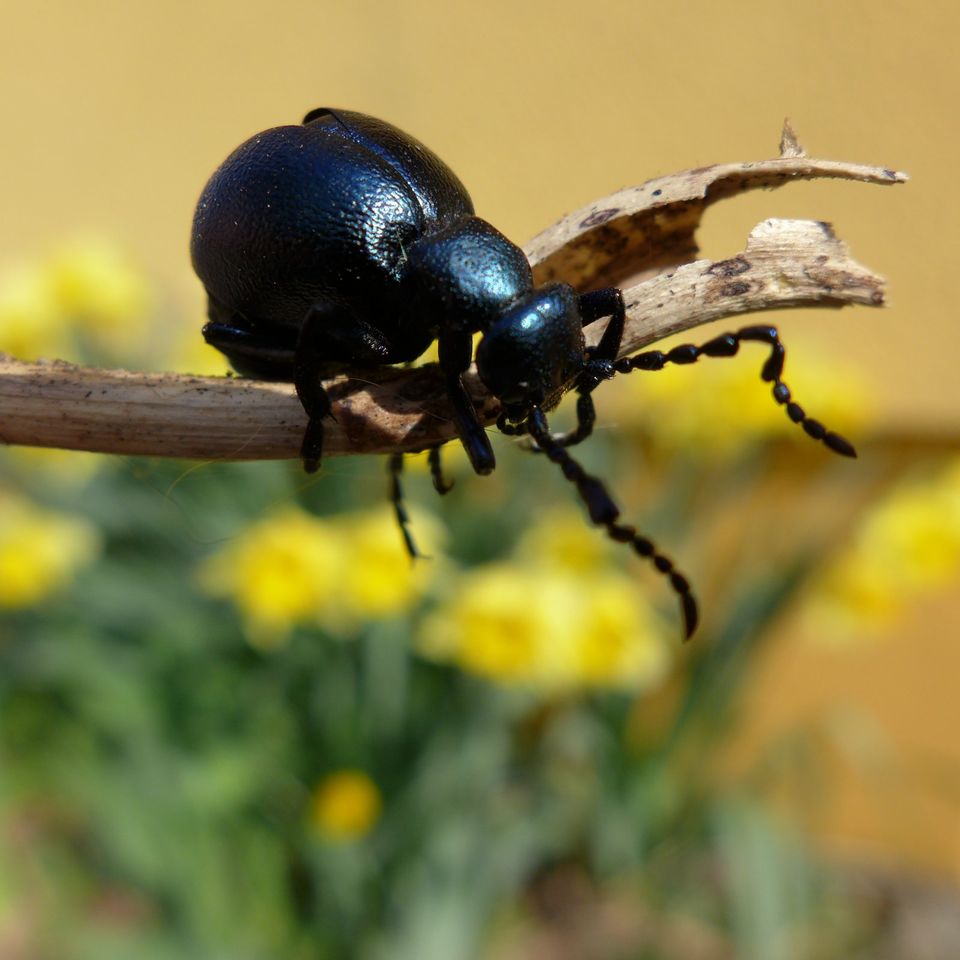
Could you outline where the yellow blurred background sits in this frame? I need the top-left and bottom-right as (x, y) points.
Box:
(0, 0), (956, 883)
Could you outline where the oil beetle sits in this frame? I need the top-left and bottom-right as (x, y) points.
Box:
(192, 108), (856, 639)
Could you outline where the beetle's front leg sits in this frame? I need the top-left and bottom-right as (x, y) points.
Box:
(579, 287), (625, 362)
(438, 329), (495, 475)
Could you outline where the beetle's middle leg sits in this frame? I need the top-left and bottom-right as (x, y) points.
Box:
(386, 445), (452, 560)
(294, 303), (393, 473)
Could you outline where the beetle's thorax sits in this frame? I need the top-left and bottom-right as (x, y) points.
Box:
(405, 216), (533, 334)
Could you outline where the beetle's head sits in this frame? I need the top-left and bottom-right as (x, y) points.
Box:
(476, 283), (586, 416)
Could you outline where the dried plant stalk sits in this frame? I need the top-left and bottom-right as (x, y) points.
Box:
(0, 138), (905, 462)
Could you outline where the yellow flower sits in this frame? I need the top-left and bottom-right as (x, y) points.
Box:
(802, 458), (960, 643)
(0, 239), (153, 365)
(419, 565), (543, 682)
(857, 482), (960, 586)
(334, 506), (443, 620)
(45, 237), (152, 357)
(0, 260), (70, 360)
(310, 770), (382, 841)
(418, 563), (670, 692)
(196, 507), (346, 648)
(196, 504), (444, 646)
(514, 505), (610, 573)
(0, 492), (100, 609)
(576, 576), (671, 687)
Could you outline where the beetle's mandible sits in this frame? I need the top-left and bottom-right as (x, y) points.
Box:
(192, 108), (857, 639)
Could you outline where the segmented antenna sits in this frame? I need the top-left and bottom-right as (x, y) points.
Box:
(617, 326), (857, 458)
(526, 406), (698, 639)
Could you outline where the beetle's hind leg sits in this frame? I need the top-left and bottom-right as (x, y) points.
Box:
(428, 445), (454, 495)
(526, 405), (698, 640)
(387, 446), (451, 560)
(388, 453), (422, 559)
(615, 326), (857, 458)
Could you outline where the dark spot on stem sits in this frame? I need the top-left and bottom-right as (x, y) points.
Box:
(707, 256), (751, 277)
(580, 208), (621, 228)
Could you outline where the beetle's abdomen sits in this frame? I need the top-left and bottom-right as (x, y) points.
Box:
(191, 125), (425, 330)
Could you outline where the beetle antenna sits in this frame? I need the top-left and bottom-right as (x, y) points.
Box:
(526, 406), (698, 639)
(614, 326), (857, 458)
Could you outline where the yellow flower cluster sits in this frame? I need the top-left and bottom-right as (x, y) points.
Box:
(196, 504), (443, 648)
(309, 770), (382, 841)
(0, 237), (151, 364)
(601, 333), (869, 459)
(197, 495), (669, 693)
(418, 508), (672, 693)
(0, 491), (100, 609)
(802, 457), (960, 642)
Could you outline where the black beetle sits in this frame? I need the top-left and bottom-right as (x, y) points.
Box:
(192, 108), (856, 639)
